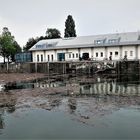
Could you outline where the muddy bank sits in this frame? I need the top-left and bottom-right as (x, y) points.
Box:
(1, 87), (140, 126)
(0, 73), (46, 84)
(0, 74), (140, 125)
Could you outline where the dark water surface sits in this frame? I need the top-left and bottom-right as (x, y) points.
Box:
(0, 107), (140, 139)
(0, 75), (140, 139)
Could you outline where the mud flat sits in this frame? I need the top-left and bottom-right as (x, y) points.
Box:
(0, 73), (46, 84)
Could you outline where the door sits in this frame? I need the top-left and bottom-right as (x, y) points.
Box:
(57, 53), (65, 61)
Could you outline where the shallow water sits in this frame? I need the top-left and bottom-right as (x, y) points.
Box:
(0, 107), (140, 139)
(0, 75), (140, 139)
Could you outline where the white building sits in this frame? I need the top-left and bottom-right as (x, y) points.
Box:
(29, 32), (140, 62)
(0, 56), (8, 63)
(0, 56), (4, 63)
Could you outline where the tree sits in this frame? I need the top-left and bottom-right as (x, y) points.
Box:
(0, 27), (21, 63)
(11, 41), (21, 62)
(46, 28), (61, 39)
(23, 38), (37, 51)
(23, 36), (48, 51)
(64, 15), (77, 38)
(24, 28), (61, 51)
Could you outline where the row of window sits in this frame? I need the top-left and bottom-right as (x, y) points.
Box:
(69, 53), (79, 59)
(94, 38), (121, 45)
(125, 51), (133, 56)
(37, 54), (54, 62)
(94, 52), (118, 57)
(95, 51), (133, 58)
(36, 50), (134, 61)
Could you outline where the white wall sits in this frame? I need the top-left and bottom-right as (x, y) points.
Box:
(45, 50), (56, 62)
(107, 46), (120, 60)
(138, 45), (140, 59)
(33, 51), (44, 62)
(0, 56), (3, 63)
(93, 47), (106, 60)
(32, 52), (36, 62)
(66, 49), (79, 61)
(31, 45), (140, 62)
(122, 46), (136, 60)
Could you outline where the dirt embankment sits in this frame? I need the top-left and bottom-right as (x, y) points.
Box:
(0, 73), (46, 84)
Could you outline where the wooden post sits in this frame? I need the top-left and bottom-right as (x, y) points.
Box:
(48, 62), (49, 76)
(35, 62), (37, 73)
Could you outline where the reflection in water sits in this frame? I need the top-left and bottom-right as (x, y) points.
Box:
(0, 74), (140, 134)
(0, 111), (4, 130)
(68, 98), (77, 114)
(79, 80), (140, 96)
(48, 98), (62, 109)
(0, 92), (17, 134)
(4, 81), (34, 91)
(1, 74), (140, 97)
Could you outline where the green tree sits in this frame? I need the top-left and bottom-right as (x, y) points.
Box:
(11, 41), (21, 61)
(23, 38), (37, 51)
(23, 36), (47, 51)
(24, 28), (61, 51)
(64, 15), (77, 38)
(46, 28), (61, 39)
(0, 27), (21, 63)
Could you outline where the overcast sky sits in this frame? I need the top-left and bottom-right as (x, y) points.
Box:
(0, 0), (140, 47)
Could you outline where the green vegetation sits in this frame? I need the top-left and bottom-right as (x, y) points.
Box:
(24, 28), (61, 51)
(24, 15), (77, 51)
(46, 28), (61, 39)
(0, 27), (21, 63)
(0, 15), (77, 59)
(64, 15), (76, 38)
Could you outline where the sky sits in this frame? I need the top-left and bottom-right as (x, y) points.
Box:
(0, 0), (140, 47)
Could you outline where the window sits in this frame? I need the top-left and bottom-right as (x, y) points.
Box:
(96, 53), (98, 57)
(138, 35), (140, 40)
(95, 40), (101, 45)
(96, 40), (101, 44)
(69, 54), (71, 58)
(110, 52), (112, 56)
(76, 53), (78, 58)
(130, 51), (133, 56)
(48, 44), (53, 47)
(125, 51), (127, 56)
(73, 53), (75, 58)
(36, 44), (46, 49)
(51, 55), (54, 61)
(94, 39), (106, 45)
(37, 55), (39, 62)
(108, 38), (121, 44)
(101, 52), (103, 57)
(48, 55), (50, 61)
(41, 54), (43, 62)
(115, 51), (118, 56)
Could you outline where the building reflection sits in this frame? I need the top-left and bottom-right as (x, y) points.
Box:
(0, 93), (17, 132)
(33, 75), (140, 96)
(0, 110), (4, 130)
(35, 81), (66, 89)
(79, 80), (140, 96)
(68, 98), (77, 114)
(47, 98), (62, 110)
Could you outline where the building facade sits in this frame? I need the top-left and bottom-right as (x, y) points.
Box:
(29, 32), (140, 62)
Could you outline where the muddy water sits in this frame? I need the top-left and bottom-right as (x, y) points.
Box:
(0, 75), (140, 139)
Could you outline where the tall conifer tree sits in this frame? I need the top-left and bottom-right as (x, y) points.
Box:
(64, 15), (76, 38)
